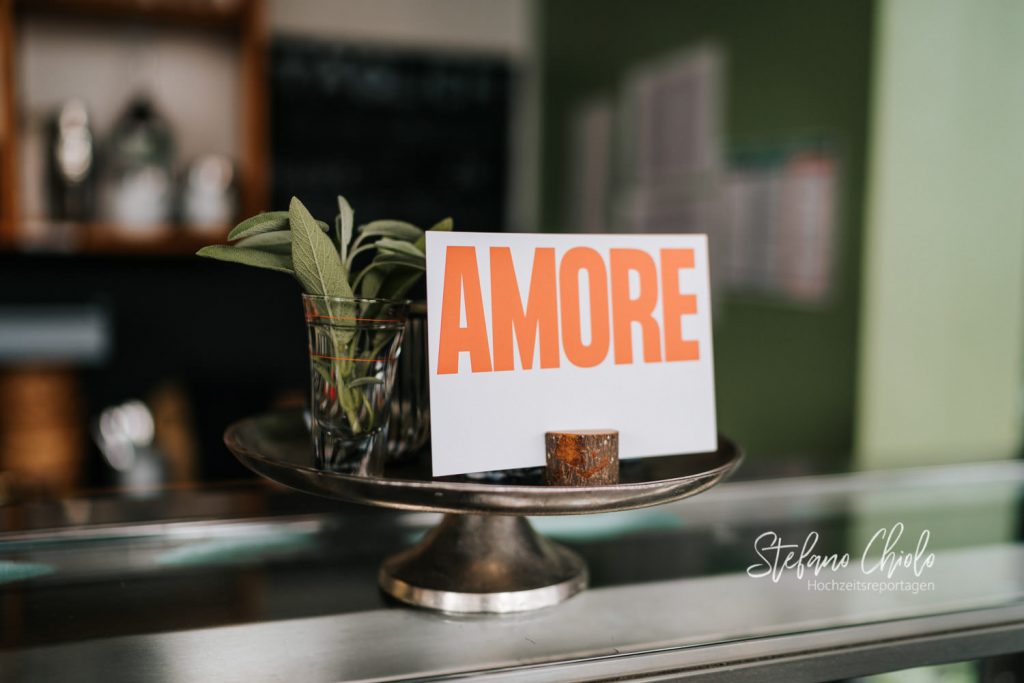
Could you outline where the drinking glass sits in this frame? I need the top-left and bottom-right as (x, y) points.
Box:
(303, 295), (409, 475)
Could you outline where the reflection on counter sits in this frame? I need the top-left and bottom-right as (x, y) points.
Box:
(1, 461), (1022, 653)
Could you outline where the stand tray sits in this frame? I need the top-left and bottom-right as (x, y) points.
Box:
(225, 411), (741, 613)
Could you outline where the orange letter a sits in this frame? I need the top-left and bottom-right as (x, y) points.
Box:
(437, 246), (493, 374)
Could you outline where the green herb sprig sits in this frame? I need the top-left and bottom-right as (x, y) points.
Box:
(198, 196), (452, 436)
(197, 196), (451, 300)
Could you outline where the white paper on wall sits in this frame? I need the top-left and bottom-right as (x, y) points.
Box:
(723, 150), (837, 304)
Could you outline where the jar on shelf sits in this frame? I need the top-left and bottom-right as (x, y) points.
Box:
(102, 96), (175, 232)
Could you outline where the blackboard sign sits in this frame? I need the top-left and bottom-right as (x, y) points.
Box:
(270, 39), (510, 232)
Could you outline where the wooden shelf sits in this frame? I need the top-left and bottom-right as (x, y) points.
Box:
(14, 0), (249, 31)
(79, 223), (229, 254)
(12, 222), (230, 255)
(0, 0), (268, 250)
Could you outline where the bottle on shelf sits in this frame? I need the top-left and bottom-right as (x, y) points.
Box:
(46, 98), (97, 223)
(102, 95), (175, 234)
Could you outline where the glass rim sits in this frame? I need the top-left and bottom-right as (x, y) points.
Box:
(301, 294), (413, 306)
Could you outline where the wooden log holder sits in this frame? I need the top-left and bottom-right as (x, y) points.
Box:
(545, 430), (619, 486)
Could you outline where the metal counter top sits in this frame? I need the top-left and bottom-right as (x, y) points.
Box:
(2, 461), (1023, 681)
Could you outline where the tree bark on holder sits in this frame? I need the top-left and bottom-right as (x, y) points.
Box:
(545, 430), (619, 486)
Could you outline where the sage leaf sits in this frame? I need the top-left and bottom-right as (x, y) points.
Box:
(372, 251), (425, 268)
(228, 211), (289, 241)
(347, 376), (384, 389)
(345, 242), (379, 272)
(312, 359), (334, 386)
(376, 237), (427, 259)
(415, 216), (454, 252)
(234, 230), (291, 254)
(229, 211), (329, 241)
(334, 216), (347, 280)
(378, 268), (424, 301)
(372, 246), (423, 266)
(430, 217), (454, 232)
(359, 267), (386, 298)
(337, 195), (354, 263)
(358, 220), (423, 242)
(196, 245), (294, 275)
(289, 197), (351, 297)
(368, 259), (426, 271)
(338, 382), (362, 434)
(354, 260), (422, 297)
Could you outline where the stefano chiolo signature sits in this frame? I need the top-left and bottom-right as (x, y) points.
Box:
(746, 523), (936, 582)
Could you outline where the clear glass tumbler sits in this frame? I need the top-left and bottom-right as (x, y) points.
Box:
(386, 302), (431, 461)
(303, 295), (409, 475)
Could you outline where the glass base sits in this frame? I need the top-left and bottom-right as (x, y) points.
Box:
(313, 422), (388, 476)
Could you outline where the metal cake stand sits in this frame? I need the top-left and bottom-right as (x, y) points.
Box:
(224, 410), (742, 614)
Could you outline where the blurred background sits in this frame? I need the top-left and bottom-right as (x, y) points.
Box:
(0, 0), (1021, 500)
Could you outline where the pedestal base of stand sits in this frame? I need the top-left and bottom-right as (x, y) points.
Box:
(227, 412), (742, 613)
(378, 513), (587, 613)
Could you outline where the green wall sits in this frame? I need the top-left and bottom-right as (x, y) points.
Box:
(539, 0), (875, 468)
(856, 0), (1024, 467)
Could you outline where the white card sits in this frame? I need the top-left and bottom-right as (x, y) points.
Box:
(425, 232), (716, 476)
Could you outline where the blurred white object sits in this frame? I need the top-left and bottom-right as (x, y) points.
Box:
(182, 154), (236, 232)
(47, 98), (97, 222)
(54, 100), (93, 184)
(107, 166), (172, 231)
(94, 399), (166, 495)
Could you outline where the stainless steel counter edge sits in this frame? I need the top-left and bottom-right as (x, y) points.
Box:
(2, 543), (1022, 683)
